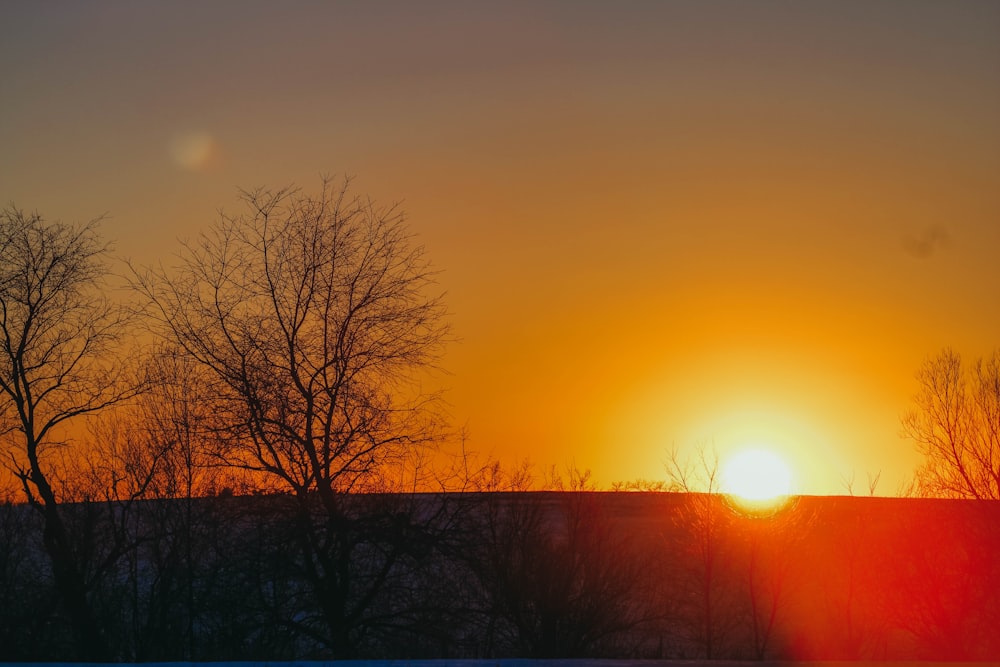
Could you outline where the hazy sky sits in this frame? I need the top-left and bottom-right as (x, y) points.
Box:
(3, 1), (999, 493)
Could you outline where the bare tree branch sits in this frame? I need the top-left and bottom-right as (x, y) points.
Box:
(903, 349), (1000, 500)
(0, 204), (139, 660)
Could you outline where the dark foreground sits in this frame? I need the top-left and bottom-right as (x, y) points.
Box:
(2, 492), (999, 661)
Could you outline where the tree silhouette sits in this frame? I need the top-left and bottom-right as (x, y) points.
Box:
(903, 348), (1000, 499)
(663, 446), (741, 658)
(736, 501), (810, 659)
(82, 347), (234, 659)
(133, 178), (449, 655)
(0, 205), (137, 660)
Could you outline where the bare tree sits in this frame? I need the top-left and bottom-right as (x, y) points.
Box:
(81, 347), (233, 659)
(461, 477), (654, 658)
(664, 445), (739, 658)
(902, 348), (1000, 499)
(738, 501), (811, 659)
(132, 178), (449, 655)
(134, 178), (448, 497)
(0, 205), (137, 659)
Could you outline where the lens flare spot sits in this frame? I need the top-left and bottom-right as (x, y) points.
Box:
(169, 131), (219, 171)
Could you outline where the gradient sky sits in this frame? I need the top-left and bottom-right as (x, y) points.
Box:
(3, 1), (999, 494)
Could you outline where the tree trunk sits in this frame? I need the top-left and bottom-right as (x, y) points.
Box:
(39, 500), (111, 659)
(30, 459), (111, 661)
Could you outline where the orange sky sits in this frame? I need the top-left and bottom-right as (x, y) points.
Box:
(3, 2), (999, 494)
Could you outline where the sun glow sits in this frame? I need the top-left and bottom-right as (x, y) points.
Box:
(721, 448), (793, 502)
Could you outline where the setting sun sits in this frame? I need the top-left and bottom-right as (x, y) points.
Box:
(721, 448), (793, 501)
(4, 2), (1000, 661)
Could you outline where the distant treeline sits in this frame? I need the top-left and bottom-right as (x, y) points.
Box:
(1, 491), (997, 661)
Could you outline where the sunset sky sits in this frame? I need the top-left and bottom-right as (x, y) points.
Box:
(3, 1), (998, 494)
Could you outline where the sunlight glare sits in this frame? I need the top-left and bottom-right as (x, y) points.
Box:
(721, 448), (793, 501)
